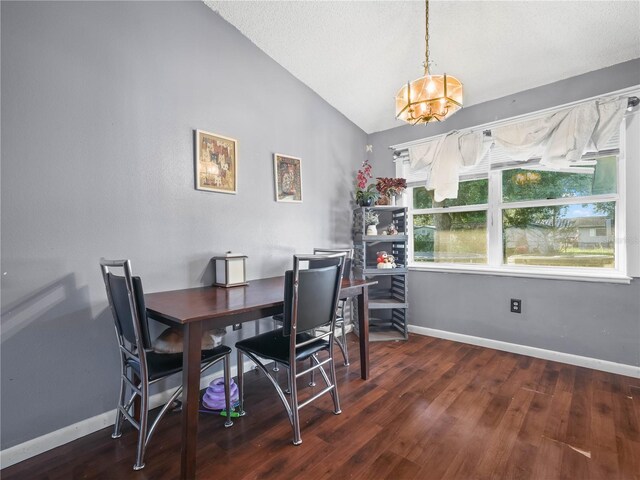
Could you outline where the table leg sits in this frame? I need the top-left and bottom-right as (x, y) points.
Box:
(357, 287), (370, 380)
(181, 322), (202, 480)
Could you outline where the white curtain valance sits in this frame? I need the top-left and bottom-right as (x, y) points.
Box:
(493, 96), (627, 168)
(408, 131), (487, 202)
(407, 96), (627, 200)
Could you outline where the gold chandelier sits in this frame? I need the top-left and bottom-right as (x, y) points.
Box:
(395, 0), (463, 124)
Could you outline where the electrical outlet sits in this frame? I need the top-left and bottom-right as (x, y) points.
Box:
(510, 299), (522, 314)
(232, 323), (242, 331)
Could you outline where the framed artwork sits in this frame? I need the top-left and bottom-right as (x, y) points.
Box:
(273, 153), (302, 203)
(195, 130), (237, 194)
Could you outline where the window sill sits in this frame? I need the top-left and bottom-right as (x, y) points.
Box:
(408, 264), (632, 284)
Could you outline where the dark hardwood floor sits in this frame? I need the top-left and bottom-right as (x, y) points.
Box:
(3, 334), (640, 479)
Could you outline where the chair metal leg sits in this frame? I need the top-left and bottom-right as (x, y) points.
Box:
(272, 318), (280, 372)
(133, 378), (148, 471)
(289, 363), (302, 446)
(237, 349), (245, 416)
(243, 351), (293, 413)
(334, 299), (350, 366)
(341, 318), (349, 366)
(133, 354), (231, 465)
(328, 349), (342, 415)
(112, 363), (127, 439)
(285, 366), (291, 394)
(223, 354), (233, 427)
(308, 355), (316, 387)
(334, 321), (349, 366)
(237, 348), (340, 447)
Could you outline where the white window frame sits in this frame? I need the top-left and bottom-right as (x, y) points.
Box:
(397, 102), (634, 284)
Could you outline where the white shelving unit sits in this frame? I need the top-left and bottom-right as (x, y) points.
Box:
(353, 206), (409, 341)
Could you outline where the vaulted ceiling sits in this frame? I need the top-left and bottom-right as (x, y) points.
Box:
(206, 1), (640, 134)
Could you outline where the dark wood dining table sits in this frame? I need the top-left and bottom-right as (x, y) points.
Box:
(144, 276), (376, 479)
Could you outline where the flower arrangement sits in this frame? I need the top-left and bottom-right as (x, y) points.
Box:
(375, 177), (407, 198)
(355, 160), (380, 206)
(356, 159), (372, 189)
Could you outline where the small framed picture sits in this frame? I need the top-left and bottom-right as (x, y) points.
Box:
(195, 130), (237, 194)
(273, 153), (303, 203)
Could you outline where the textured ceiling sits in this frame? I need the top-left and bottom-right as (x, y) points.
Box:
(206, 1), (640, 134)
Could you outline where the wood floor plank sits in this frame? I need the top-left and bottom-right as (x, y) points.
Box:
(543, 389), (574, 442)
(555, 364), (577, 393)
(537, 361), (561, 395)
(559, 441), (591, 480)
(502, 440), (538, 480)
(612, 388), (640, 443)
(516, 390), (553, 446)
(412, 386), (496, 479)
(3, 334), (639, 480)
(590, 388), (621, 479)
(530, 435), (565, 480)
(354, 450), (421, 480)
(474, 388), (536, 479)
(565, 367), (593, 451)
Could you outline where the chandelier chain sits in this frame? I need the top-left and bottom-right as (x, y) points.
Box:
(424, 0), (430, 75)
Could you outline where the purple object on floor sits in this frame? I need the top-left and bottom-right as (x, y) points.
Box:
(202, 377), (239, 411)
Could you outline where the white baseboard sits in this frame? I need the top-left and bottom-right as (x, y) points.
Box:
(0, 359), (255, 469)
(408, 325), (640, 379)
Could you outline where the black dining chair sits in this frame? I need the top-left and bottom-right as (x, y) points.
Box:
(99, 259), (233, 471)
(312, 247), (353, 365)
(235, 253), (345, 445)
(272, 247), (353, 368)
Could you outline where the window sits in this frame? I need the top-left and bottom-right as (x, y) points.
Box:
(394, 93), (637, 281)
(408, 144), (621, 280)
(412, 179), (488, 264)
(407, 154), (623, 276)
(500, 157), (617, 269)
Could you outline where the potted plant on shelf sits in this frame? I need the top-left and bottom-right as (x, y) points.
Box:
(375, 177), (407, 206)
(364, 211), (379, 235)
(354, 160), (380, 206)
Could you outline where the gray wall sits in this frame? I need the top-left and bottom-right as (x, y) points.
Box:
(368, 59), (640, 368)
(0, 1), (366, 449)
(407, 272), (640, 366)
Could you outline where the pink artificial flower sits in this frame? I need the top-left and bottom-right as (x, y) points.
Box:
(356, 160), (373, 189)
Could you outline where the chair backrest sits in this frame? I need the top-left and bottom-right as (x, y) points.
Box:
(100, 259), (152, 351)
(312, 247), (353, 280)
(282, 253), (345, 336)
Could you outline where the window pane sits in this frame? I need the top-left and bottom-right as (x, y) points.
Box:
(503, 202), (615, 268)
(502, 157), (617, 202)
(413, 178), (488, 209)
(414, 211), (487, 263)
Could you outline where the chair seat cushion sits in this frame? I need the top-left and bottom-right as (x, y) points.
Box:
(127, 345), (231, 381)
(235, 328), (329, 366)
